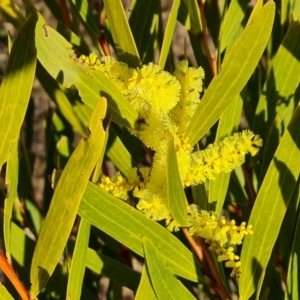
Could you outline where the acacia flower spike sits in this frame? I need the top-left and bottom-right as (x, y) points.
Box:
(88, 55), (262, 277)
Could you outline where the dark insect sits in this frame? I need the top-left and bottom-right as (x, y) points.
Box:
(71, 45), (81, 58)
(137, 117), (146, 125)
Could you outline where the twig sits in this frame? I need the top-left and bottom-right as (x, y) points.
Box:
(182, 228), (230, 300)
(0, 252), (29, 300)
(197, 0), (217, 77)
(242, 165), (257, 205)
(58, 0), (72, 30)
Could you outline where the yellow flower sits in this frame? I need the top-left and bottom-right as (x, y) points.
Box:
(184, 130), (263, 186)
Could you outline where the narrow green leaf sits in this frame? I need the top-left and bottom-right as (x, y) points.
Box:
(69, 0), (102, 53)
(255, 268), (267, 300)
(103, 0), (140, 67)
(185, 1), (275, 146)
(219, 0), (250, 53)
(253, 20), (300, 141)
(78, 182), (205, 283)
(177, 0), (202, 35)
(143, 237), (196, 300)
(0, 12), (37, 169)
(158, 0), (180, 68)
(0, 283), (14, 300)
(247, 0), (263, 26)
(35, 13), (138, 129)
(66, 218), (90, 300)
(208, 95), (243, 216)
(166, 134), (188, 227)
(3, 139), (19, 262)
(73, 102), (92, 128)
(239, 102), (300, 300)
(292, 0), (300, 19)
(106, 127), (136, 177)
(36, 63), (87, 137)
(135, 264), (158, 300)
(285, 205), (300, 300)
(260, 116), (281, 181)
(277, 178), (300, 259)
(192, 183), (208, 210)
(9, 222), (95, 299)
(30, 98), (107, 298)
(86, 249), (140, 292)
(129, 0), (159, 63)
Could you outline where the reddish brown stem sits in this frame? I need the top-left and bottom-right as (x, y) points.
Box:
(182, 229), (230, 300)
(99, 13), (111, 56)
(273, 250), (287, 287)
(242, 165), (257, 205)
(198, 0), (217, 77)
(0, 252), (29, 300)
(58, 0), (72, 30)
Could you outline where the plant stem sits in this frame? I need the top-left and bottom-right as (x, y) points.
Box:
(198, 0), (217, 77)
(58, 0), (72, 30)
(0, 252), (29, 300)
(182, 228), (230, 300)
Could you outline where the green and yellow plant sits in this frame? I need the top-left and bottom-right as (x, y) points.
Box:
(0, 0), (300, 299)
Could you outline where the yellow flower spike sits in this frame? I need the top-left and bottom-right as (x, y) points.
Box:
(184, 130), (263, 186)
(128, 63), (181, 115)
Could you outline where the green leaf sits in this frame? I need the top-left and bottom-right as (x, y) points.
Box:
(103, 0), (140, 67)
(0, 283), (14, 300)
(106, 127), (136, 177)
(185, 1), (275, 146)
(239, 102), (300, 300)
(208, 95), (243, 216)
(86, 249), (140, 292)
(192, 183), (208, 210)
(135, 264), (158, 300)
(142, 237), (196, 300)
(219, 0), (250, 53)
(253, 20), (300, 141)
(3, 139), (19, 262)
(0, 12), (37, 169)
(30, 98), (107, 298)
(255, 268), (267, 300)
(276, 178), (300, 259)
(35, 13), (138, 129)
(69, 0), (102, 53)
(166, 134), (188, 227)
(78, 182), (205, 283)
(158, 0), (180, 68)
(129, 0), (159, 63)
(177, 0), (202, 35)
(292, 0), (300, 19)
(36, 63), (87, 137)
(285, 203), (300, 300)
(66, 218), (90, 300)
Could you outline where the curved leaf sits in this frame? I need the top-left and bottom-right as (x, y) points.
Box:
(30, 98), (107, 298)
(166, 135), (188, 226)
(159, 0), (180, 68)
(185, 1), (275, 146)
(239, 102), (300, 300)
(103, 0), (140, 67)
(66, 219), (90, 300)
(142, 237), (196, 300)
(135, 264), (158, 300)
(78, 182), (205, 283)
(35, 13), (138, 129)
(0, 12), (37, 169)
